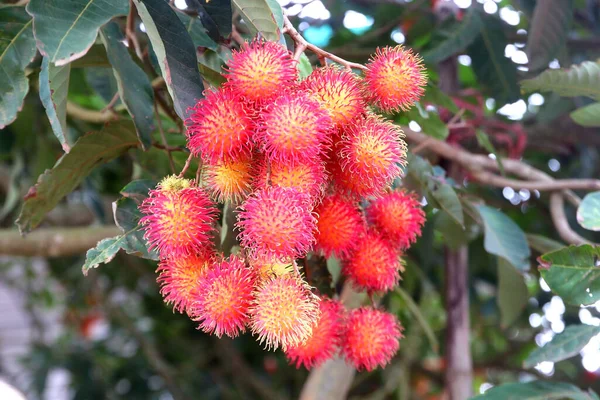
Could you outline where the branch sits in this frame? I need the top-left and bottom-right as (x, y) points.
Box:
(66, 101), (119, 124)
(549, 193), (592, 245)
(0, 226), (119, 257)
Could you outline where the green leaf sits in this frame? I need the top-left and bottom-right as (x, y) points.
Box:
(467, 15), (519, 104)
(186, 0), (232, 40)
(70, 44), (110, 68)
(570, 103), (600, 127)
(16, 121), (140, 234)
(471, 381), (597, 400)
(475, 130), (505, 175)
(527, 233), (564, 254)
(26, 0), (128, 65)
(265, 0), (284, 30)
(197, 49), (227, 88)
(134, 0), (205, 120)
(326, 257), (341, 288)
(100, 22), (154, 150)
(178, 12), (219, 51)
(432, 183), (464, 227)
(524, 324), (600, 368)
(395, 287), (439, 353)
(539, 245), (600, 306)
(39, 57), (71, 152)
(577, 192), (600, 231)
(120, 179), (156, 203)
(521, 61), (600, 100)
(232, 0), (281, 41)
(0, 7), (36, 129)
(423, 8), (483, 64)
(422, 83), (459, 113)
(298, 53), (313, 80)
(526, 0), (573, 72)
(497, 258), (528, 328)
(476, 205), (531, 271)
(407, 103), (449, 140)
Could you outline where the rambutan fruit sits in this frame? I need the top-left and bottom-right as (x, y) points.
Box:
(236, 186), (317, 259)
(258, 92), (333, 163)
(252, 156), (327, 201)
(157, 250), (215, 315)
(139, 176), (217, 258)
(342, 307), (403, 371)
(249, 275), (320, 350)
(337, 115), (407, 197)
(285, 297), (346, 369)
(225, 40), (298, 104)
(364, 45), (427, 113)
(185, 86), (254, 163)
(314, 193), (366, 259)
(300, 66), (366, 128)
(366, 190), (425, 249)
(191, 255), (256, 338)
(249, 255), (296, 281)
(342, 230), (403, 293)
(205, 155), (254, 203)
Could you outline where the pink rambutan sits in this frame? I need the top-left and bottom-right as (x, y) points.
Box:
(236, 186), (317, 259)
(225, 40), (298, 104)
(285, 297), (346, 369)
(156, 250), (215, 315)
(337, 115), (407, 197)
(249, 275), (320, 350)
(185, 86), (254, 163)
(342, 307), (403, 371)
(139, 176), (217, 258)
(342, 230), (403, 293)
(248, 255), (296, 282)
(258, 92), (333, 163)
(300, 66), (367, 128)
(313, 193), (366, 259)
(205, 155), (254, 203)
(191, 255), (256, 338)
(364, 45), (427, 113)
(366, 190), (425, 249)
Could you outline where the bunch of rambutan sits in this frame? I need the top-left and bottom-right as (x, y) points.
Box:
(139, 38), (427, 372)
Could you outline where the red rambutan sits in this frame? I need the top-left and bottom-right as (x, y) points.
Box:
(249, 275), (320, 350)
(191, 255), (256, 338)
(285, 297), (346, 369)
(342, 307), (403, 371)
(342, 230), (403, 293)
(185, 87), (254, 163)
(366, 190), (425, 249)
(314, 193), (366, 259)
(236, 186), (317, 259)
(139, 176), (217, 258)
(365, 45), (427, 113)
(205, 155), (254, 203)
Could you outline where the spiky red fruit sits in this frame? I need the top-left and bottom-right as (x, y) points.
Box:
(236, 186), (317, 259)
(366, 190), (425, 249)
(191, 255), (256, 338)
(225, 40), (298, 104)
(186, 87), (254, 163)
(337, 115), (407, 197)
(252, 156), (327, 201)
(157, 251), (214, 315)
(342, 230), (403, 293)
(249, 255), (296, 282)
(205, 155), (254, 203)
(314, 194), (366, 259)
(139, 177), (217, 258)
(258, 92), (332, 163)
(285, 297), (346, 369)
(250, 275), (320, 350)
(342, 307), (403, 371)
(365, 45), (427, 112)
(300, 66), (366, 128)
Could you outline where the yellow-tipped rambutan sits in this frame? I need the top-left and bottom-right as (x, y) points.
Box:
(225, 40), (298, 104)
(139, 176), (217, 258)
(342, 230), (403, 293)
(186, 87), (254, 163)
(342, 307), (403, 371)
(192, 255), (257, 338)
(249, 255), (296, 282)
(365, 45), (427, 112)
(285, 297), (346, 369)
(236, 186), (317, 259)
(205, 155), (254, 203)
(314, 193), (366, 259)
(300, 66), (367, 128)
(258, 92), (333, 163)
(366, 190), (425, 249)
(250, 275), (320, 351)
